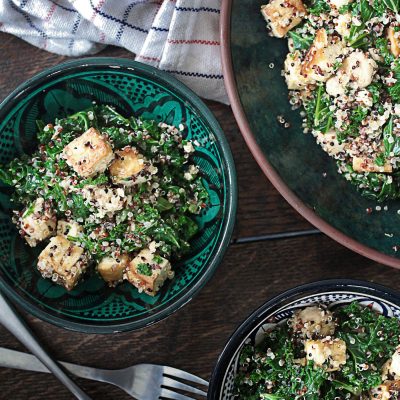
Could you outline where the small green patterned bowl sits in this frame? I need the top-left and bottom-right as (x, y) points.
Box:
(0, 58), (237, 333)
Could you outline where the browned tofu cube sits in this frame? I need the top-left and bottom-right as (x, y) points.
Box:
(353, 157), (392, 173)
(109, 147), (145, 185)
(261, 0), (307, 38)
(125, 249), (173, 296)
(370, 380), (400, 400)
(290, 306), (336, 338)
(390, 346), (400, 377)
(37, 235), (87, 290)
(63, 127), (114, 177)
(284, 51), (312, 89)
(98, 254), (129, 285)
(305, 338), (346, 371)
(388, 26), (400, 58)
(301, 29), (344, 82)
(20, 198), (56, 247)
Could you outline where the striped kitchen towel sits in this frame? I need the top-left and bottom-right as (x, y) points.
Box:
(0, 0), (227, 103)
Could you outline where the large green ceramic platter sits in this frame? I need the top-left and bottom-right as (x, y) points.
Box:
(221, 0), (400, 267)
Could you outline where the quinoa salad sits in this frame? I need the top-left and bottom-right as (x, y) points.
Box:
(235, 302), (400, 399)
(0, 105), (208, 295)
(261, 0), (400, 202)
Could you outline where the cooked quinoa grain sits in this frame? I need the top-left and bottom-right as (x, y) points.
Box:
(0, 105), (208, 293)
(234, 301), (400, 398)
(261, 0), (400, 202)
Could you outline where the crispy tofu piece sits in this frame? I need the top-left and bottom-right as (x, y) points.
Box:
(301, 29), (344, 82)
(389, 346), (400, 377)
(98, 254), (129, 285)
(20, 198), (56, 247)
(388, 26), (400, 58)
(261, 0), (307, 38)
(290, 306), (336, 338)
(341, 50), (377, 88)
(370, 381), (400, 400)
(109, 147), (145, 185)
(327, 50), (377, 96)
(352, 157), (392, 173)
(125, 249), (174, 296)
(315, 130), (345, 158)
(284, 51), (313, 90)
(57, 220), (83, 238)
(63, 127), (114, 178)
(382, 359), (391, 381)
(370, 384), (390, 400)
(305, 338), (346, 371)
(37, 235), (87, 290)
(326, 72), (347, 97)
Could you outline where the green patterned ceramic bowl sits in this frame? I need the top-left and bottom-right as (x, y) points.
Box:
(0, 58), (237, 333)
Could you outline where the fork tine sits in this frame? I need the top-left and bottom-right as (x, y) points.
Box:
(162, 366), (209, 387)
(159, 387), (197, 400)
(162, 376), (207, 397)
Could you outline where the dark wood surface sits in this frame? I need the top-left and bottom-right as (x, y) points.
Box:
(0, 33), (397, 399)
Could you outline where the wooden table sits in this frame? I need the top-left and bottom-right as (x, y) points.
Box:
(0, 34), (398, 399)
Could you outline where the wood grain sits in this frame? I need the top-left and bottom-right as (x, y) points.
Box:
(0, 33), (392, 400)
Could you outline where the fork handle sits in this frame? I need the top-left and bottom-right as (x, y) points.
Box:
(0, 347), (93, 379)
(0, 347), (51, 373)
(0, 347), (131, 396)
(0, 347), (106, 381)
(0, 345), (126, 390)
(0, 292), (92, 400)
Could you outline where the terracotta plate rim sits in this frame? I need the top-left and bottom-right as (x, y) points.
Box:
(220, 0), (400, 268)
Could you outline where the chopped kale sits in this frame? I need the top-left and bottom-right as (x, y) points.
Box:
(0, 106), (208, 291)
(235, 302), (400, 399)
(137, 263), (153, 276)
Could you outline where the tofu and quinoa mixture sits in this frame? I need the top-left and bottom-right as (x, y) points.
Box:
(0, 105), (208, 295)
(261, 0), (400, 202)
(235, 302), (400, 399)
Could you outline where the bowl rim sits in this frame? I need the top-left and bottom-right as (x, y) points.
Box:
(0, 57), (238, 334)
(208, 278), (400, 399)
(220, 0), (400, 269)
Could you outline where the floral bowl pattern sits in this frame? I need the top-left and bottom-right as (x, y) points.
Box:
(0, 58), (237, 333)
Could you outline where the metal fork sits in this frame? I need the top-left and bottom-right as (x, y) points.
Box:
(0, 347), (208, 400)
(0, 292), (91, 400)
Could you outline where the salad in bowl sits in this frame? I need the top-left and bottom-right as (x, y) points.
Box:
(0, 105), (208, 296)
(261, 0), (400, 202)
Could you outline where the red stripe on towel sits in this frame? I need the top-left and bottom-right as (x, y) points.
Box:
(45, 3), (57, 22)
(90, 0), (106, 22)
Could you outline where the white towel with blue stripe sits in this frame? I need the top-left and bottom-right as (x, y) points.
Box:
(0, 0), (227, 103)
